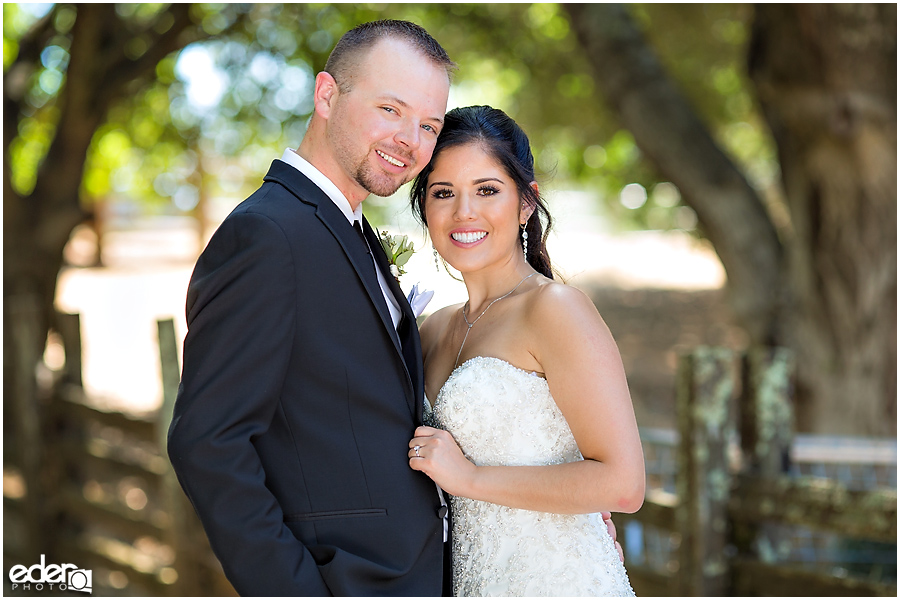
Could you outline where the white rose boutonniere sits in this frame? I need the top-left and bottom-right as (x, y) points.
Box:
(376, 229), (415, 279)
(375, 229), (434, 316)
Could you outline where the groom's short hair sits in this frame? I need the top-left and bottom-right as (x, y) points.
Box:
(325, 20), (456, 93)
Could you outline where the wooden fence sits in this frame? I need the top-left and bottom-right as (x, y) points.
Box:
(619, 347), (897, 597)
(4, 311), (896, 596)
(4, 314), (235, 596)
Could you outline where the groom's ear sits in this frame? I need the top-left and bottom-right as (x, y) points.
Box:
(313, 71), (339, 119)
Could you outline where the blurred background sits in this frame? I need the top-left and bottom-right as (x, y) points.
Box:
(3, 3), (895, 596)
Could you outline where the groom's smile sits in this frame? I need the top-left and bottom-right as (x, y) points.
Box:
(376, 148), (408, 168)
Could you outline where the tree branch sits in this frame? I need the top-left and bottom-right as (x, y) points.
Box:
(97, 4), (251, 109)
(4, 4), (62, 170)
(3, 4), (60, 98)
(27, 4), (114, 236)
(563, 3), (784, 340)
(99, 3), (196, 95)
(4, 5), (63, 245)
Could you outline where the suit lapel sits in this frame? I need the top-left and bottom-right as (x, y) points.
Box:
(263, 161), (402, 353)
(263, 161), (420, 419)
(317, 205), (404, 354)
(363, 219), (425, 421)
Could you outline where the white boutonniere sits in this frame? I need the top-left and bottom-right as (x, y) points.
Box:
(376, 229), (415, 279)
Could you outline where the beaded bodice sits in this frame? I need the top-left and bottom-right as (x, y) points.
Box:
(430, 356), (581, 467)
(426, 357), (635, 597)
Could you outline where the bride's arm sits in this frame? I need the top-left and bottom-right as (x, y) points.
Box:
(409, 283), (645, 515)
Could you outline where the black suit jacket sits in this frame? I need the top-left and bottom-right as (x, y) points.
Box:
(167, 160), (445, 596)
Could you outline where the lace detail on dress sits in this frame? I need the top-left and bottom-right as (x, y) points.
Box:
(427, 357), (635, 597)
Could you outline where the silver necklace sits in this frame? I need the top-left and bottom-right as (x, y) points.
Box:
(455, 272), (538, 368)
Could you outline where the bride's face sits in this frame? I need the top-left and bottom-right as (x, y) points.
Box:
(424, 142), (533, 274)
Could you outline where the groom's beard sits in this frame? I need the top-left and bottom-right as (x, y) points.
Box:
(354, 156), (416, 197)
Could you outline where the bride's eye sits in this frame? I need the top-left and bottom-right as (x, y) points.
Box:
(430, 188), (454, 199)
(477, 185), (500, 196)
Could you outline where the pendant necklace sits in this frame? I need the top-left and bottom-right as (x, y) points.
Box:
(455, 272), (538, 369)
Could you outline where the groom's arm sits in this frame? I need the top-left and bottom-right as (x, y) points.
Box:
(167, 209), (331, 596)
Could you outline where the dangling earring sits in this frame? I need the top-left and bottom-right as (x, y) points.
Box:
(521, 222), (529, 260)
(433, 247), (440, 272)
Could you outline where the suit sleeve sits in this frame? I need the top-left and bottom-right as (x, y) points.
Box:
(167, 209), (331, 596)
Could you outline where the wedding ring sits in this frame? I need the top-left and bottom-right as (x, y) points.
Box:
(414, 445), (421, 457)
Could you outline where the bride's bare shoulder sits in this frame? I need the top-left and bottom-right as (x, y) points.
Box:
(419, 302), (463, 348)
(526, 280), (607, 329)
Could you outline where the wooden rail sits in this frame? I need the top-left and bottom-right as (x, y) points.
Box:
(620, 346), (896, 597)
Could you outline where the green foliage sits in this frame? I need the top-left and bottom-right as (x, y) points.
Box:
(4, 3), (777, 236)
(5, 3), (65, 195)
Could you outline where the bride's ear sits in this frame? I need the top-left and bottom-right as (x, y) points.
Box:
(520, 182), (539, 224)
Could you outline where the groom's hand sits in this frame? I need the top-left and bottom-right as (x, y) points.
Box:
(602, 511), (624, 563)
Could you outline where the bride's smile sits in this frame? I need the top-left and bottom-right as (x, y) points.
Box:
(450, 229), (488, 245)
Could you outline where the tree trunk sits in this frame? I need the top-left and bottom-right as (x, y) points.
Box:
(2, 2), (218, 487)
(563, 3), (785, 343)
(2, 3), (215, 397)
(748, 4), (897, 435)
(564, 3), (897, 435)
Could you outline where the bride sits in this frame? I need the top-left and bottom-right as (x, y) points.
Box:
(407, 106), (645, 596)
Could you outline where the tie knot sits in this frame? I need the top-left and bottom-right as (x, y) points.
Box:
(354, 220), (370, 253)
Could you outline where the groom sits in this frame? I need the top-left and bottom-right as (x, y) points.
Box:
(168, 20), (453, 595)
(169, 18), (620, 596)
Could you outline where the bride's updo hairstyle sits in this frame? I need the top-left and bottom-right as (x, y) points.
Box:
(410, 105), (554, 279)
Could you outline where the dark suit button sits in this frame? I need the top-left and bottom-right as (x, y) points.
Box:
(437, 506), (448, 519)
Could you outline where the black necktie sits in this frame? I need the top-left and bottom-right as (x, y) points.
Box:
(352, 219), (367, 247)
(353, 220), (377, 276)
(355, 220), (402, 338)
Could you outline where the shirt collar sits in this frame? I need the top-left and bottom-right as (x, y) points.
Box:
(280, 148), (362, 224)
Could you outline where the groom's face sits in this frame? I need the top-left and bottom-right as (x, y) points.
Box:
(324, 38), (450, 198)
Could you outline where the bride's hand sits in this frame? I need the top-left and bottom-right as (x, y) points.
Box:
(408, 426), (476, 496)
(601, 511), (625, 563)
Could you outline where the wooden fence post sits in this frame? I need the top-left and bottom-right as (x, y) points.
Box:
(674, 346), (740, 596)
(54, 312), (83, 388)
(8, 294), (49, 561)
(741, 347), (795, 476)
(731, 346), (795, 591)
(157, 318), (201, 595)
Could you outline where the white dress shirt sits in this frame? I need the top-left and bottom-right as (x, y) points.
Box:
(279, 149), (402, 330)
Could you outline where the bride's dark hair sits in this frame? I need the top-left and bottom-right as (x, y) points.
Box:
(410, 105), (554, 279)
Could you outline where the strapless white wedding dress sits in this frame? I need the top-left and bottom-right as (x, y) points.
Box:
(426, 356), (635, 597)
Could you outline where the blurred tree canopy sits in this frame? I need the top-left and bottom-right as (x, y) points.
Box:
(4, 3), (895, 435)
(5, 3), (770, 229)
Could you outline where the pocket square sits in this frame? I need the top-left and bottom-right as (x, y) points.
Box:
(406, 283), (434, 318)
